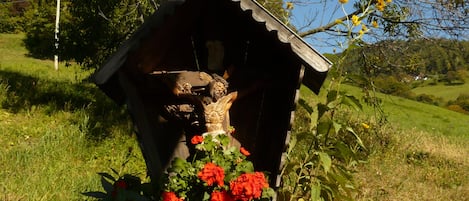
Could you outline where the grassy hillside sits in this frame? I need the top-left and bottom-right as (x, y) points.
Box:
(339, 84), (469, 141)
(298, 82), (469, 200)
(0, 33), (147, 200)
(1, 33), (468, 200)
(412, 82), (469, 102)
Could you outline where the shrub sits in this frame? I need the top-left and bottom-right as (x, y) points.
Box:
(415, 93), (442, 106)
(447, 104), (469, 115)
(23, 6), (57, 59)
(447, 93), (469, 114)
(373, 76), (415, 99)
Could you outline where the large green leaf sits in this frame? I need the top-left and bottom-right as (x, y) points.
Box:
(318, 152), (332, 173)
(342, 94), (362, 111)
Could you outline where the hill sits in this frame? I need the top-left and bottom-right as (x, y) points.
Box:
(1, 33), (468, 200)
(299, 83), (469, 200)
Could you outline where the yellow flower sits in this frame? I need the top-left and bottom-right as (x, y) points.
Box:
(351, 15), (361, 26)
(286, 2), (294, 10)
(361, 123), (370, 129)
(358, 29), (364, 37)
(339, 0), (349, 4)
(361, 24), (368, 32)
(376, 4), (385, 11)
(372, 20), (379, 28)
(386, 0), (392, 3)
(376, 0), (386, 11)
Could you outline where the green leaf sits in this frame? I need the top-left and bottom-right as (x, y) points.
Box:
(342, 94), (362, 111)
(203, 191), (211, 201)
(170, 157), (188, 173)
(100, 176), (114, 194)
(299, 98), (314, 114)
(332, 120), (342, 135)
(81, 191), (108, 199)
(310, 183), (323, 201)
(262, 187), (276, 199)
(318, 152), (332, 173)
(327, 98), (342, 109)
(326, 90), (339, 103)
(287, 135), (297, 155)
(98, 172), (116, 182)
(316, 103), (328, 120)
(217, 134), (230, 147)
(346, 127), (366, 149)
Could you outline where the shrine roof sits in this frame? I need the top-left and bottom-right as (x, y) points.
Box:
(93, 0), (332, 93)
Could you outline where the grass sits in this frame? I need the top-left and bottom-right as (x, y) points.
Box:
(298, 81), (469, 200)
(1, 33), (469, 200)
(411, 81), (469, 102)
(340, 84), (469, 141)
(0, 33), (147, 200)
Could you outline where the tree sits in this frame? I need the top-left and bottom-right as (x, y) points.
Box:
(23, 0), (158, 67)
(292, 0), (468, 51)
(0, 0), (32, 33)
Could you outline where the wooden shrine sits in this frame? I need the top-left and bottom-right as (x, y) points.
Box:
(92, 0), (332, 192)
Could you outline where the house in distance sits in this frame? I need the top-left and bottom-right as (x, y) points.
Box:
(93, 0), (332, 193)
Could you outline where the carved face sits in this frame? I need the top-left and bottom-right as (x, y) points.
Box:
(210, 81), (227, 101)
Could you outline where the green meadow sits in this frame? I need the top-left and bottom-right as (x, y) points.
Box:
(411, 82), (469, 102)
(1, 33), (468, 200)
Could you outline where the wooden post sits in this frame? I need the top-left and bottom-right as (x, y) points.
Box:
(54, 0), (60, 71)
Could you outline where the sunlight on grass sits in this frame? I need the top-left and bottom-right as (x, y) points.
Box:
(0, 33), (147, 200)
(412, 82), (469, 102)
(355, 129), (469, 200)
(2, 33), (468, 201)
(299, 81), (469, 201)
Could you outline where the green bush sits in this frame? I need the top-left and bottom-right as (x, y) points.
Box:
(0, 4), (27, 33)
(415, 93), (443, 106)
(23, 7), (57, 59)
(373, 76), (415, 99)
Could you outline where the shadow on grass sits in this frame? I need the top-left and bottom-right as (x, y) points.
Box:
(0, 69), (132, 141)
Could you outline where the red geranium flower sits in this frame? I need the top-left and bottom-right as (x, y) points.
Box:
(229, 172), (269, 201)
(111, 179), (127, 198)
(162, 191), (184, 201)
(191, 135), (204, 144)
(114, 180), (127, 189)
(198, 162), (225, 187)
(211, 190), (234, 201)
(239, 147), (250, 156)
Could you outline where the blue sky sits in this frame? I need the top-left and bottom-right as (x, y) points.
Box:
(289, 1), (365, 54)
(290, 1), (356, 54)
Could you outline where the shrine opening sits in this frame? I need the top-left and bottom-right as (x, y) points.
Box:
(92, 0), (332, 197)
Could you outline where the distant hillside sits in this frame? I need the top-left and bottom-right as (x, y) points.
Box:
(323, 39), (469, 114)
(335, 39), (469, 79)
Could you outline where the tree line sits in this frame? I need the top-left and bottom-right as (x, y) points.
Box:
(333, 39), (469, 84)
(1, 0), (468, 71)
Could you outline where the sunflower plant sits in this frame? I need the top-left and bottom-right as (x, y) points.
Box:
(160, 132), (275, 201)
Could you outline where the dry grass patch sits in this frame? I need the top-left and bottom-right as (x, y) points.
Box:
(355, 129), (469, 201)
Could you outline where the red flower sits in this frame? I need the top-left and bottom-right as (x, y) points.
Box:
(229, 172), (269, 201)
(111, 179), (127, 198)
(162, 191), (184, 201)
(114, 180), (127, 189)
(198, 162), (225, 187)
(211, 190), (234, 201)
(191, 135), (204, 144)
(239, 147), (250, 156)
